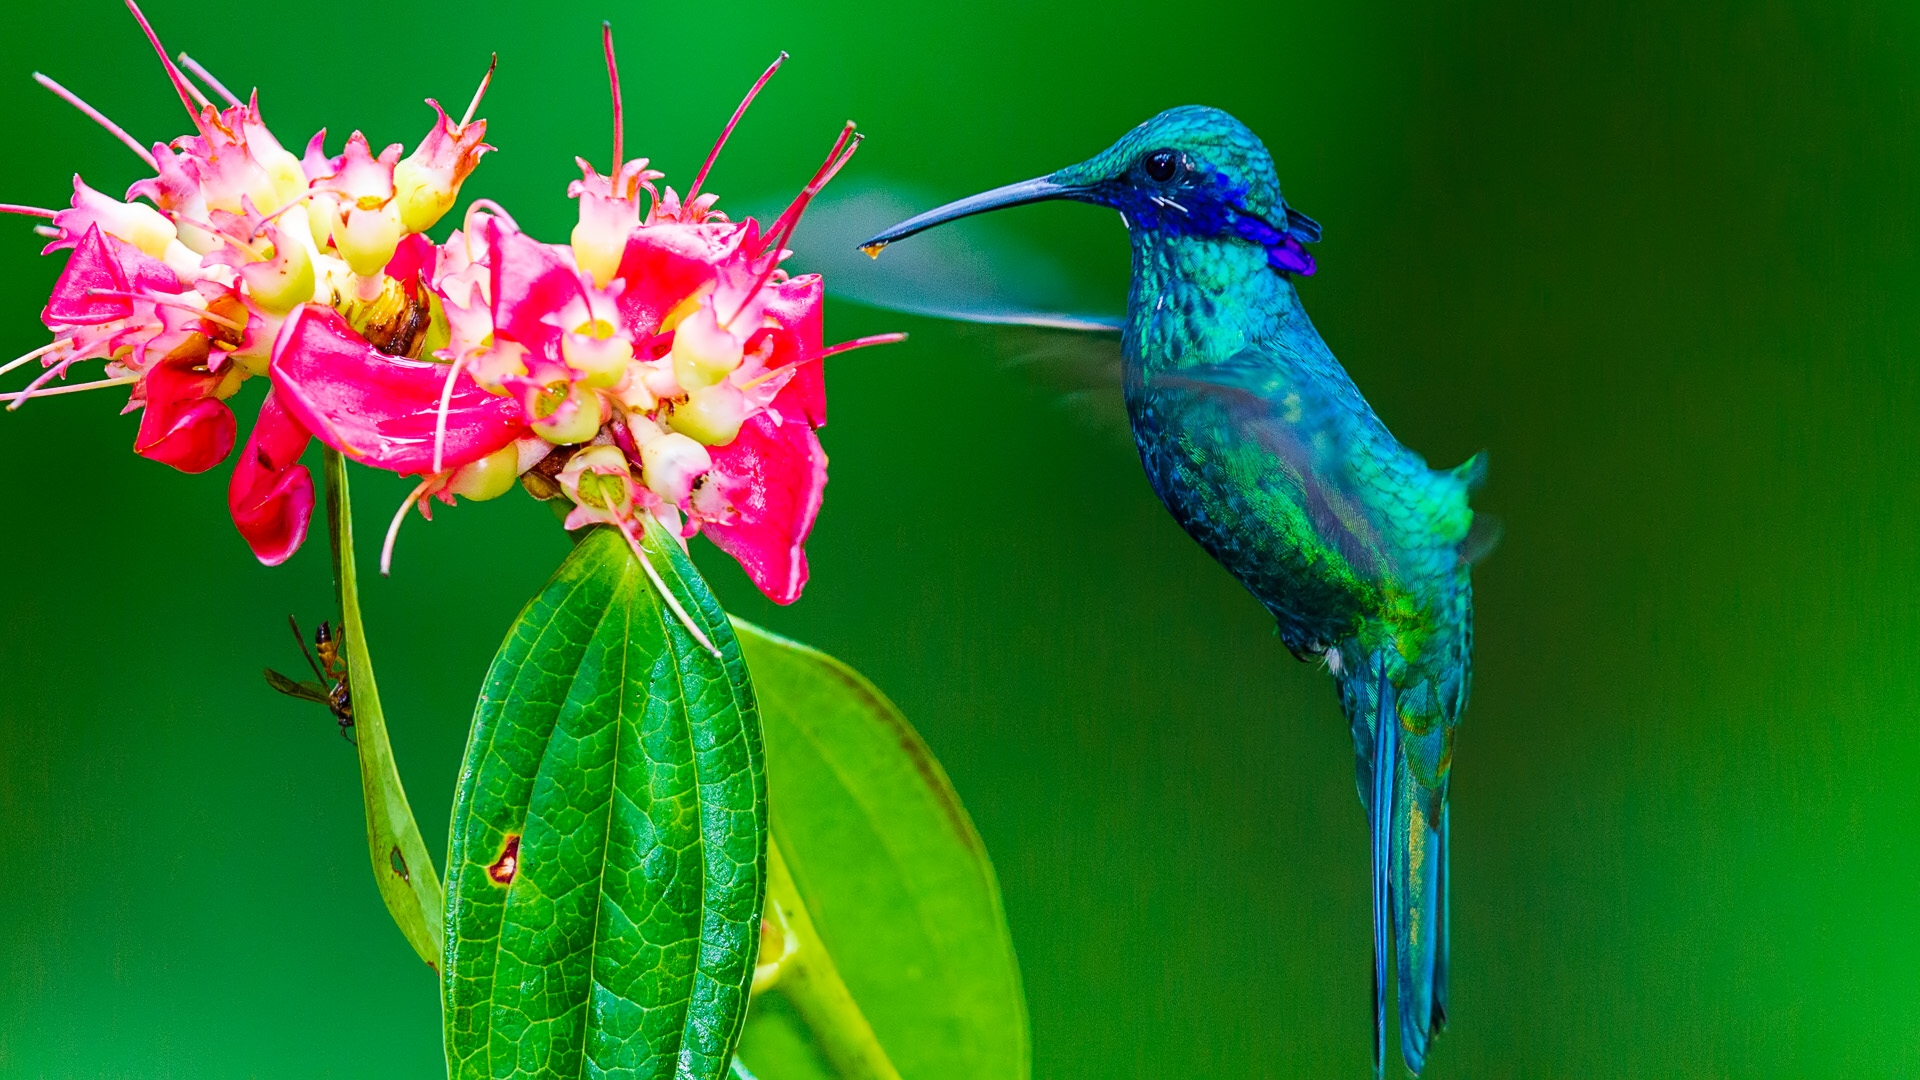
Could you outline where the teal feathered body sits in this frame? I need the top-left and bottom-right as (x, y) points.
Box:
(1122, 231), (1478, 730)
(1102, 116), (1484, 1076)
(862, 103), (1489, 1077)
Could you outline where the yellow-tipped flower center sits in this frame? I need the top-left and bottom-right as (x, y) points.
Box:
(448, 443), (521, 501)
(670, 304), (744, 391)
(639, 432), (713, 505)
(338, 203), (404, 277)
(561, 319), (632, 389)
(668, 381), (748, 446)
(530, 383), (605, 445)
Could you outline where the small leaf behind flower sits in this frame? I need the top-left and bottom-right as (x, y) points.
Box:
(733, 621), (1030, 1080)
(443, 523), (766, 1080)
(322, 448), (445, 967)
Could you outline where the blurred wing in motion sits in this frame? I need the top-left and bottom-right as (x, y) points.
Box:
(1156, 350), (1402, 583)
(783, 180), (1122, 330)
(772, 181), (1130, 433)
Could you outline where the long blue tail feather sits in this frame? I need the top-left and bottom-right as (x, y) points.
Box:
(1352, 651), (1450, 1077)
(1368, 657), (1397, 1080)
(1393, 752), (1442, 1073)
(1433, 802), (1450, 1035)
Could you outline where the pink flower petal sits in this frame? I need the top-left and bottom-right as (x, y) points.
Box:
(313, 131), (400, 203)
(408, 99), (491, 188)
(42, 225), (140, 326)
(133, 351), (236, 474)
(703, 379), (827, 605)
(269, 304), (526, 475)
(612, 221), (750, 336)
(228, 387), (313, 565)
(762, 272), (826, 426)
(488, 219), (577, 357)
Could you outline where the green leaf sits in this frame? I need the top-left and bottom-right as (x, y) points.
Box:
(323, 448), (445, 969)
(732, 621), (1029, 1080)
(444, 522), (767, 1080)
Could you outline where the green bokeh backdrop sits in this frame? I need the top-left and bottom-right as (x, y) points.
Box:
(1, 0), (1916, 1076)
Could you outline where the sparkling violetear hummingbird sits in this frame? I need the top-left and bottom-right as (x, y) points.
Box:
(859, 106), (1493, 1077)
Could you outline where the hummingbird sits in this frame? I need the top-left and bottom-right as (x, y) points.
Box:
(860, 106), (1492, 1076)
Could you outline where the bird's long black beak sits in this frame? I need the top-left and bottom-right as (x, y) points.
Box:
(857, 176), (1089, 255)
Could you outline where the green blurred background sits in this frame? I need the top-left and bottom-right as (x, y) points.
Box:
(2, 0), (1917, 1076)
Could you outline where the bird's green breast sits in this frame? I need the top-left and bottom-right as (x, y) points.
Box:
(1120, 232), (1470, 666)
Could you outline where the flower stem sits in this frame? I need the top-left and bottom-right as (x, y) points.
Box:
(753, 838), (904, 1080)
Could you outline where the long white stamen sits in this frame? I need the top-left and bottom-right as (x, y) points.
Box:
(33, 225), (60, 239)
(462, 199), (520, 235)
(88, 289), (248, 333)
(162, 210), (268, 259)
(177, 53), (240, 108)
(2, 373), (135, 410)
(0, 340), (66, 379)
(379, 476), (438, 577)
(247, 193), (312, 239)
(32, 73), (158, 169)
(7, 354), (82, 407)
(174, 67), (211, 108)
(460, 199), (521, 264)
(688, 51), (788, 205)
(125, 0), (215, 142)
(617, 517), (721, 658)
(460, 54), (499, 128)
(431, 354), (466, 475)
(739, 332), (908, 390)
(726, 124), (860, 329)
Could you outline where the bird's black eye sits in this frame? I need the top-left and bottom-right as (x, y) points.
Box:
(1143, 149), (1180, 183)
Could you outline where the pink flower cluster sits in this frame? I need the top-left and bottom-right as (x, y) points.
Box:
(3, 3), (896, 604)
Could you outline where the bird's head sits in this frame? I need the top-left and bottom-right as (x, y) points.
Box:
(861, 106), (1321, 276)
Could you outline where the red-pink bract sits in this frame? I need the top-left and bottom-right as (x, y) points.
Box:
(227, 387), (314, 565)
(269, 304), (527, 476)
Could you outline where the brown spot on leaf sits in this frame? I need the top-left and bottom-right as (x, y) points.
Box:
(389, 844), (410, 883)
(487, 834), (521, 885)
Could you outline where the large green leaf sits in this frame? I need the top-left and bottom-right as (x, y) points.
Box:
(322, 448), (444, 968)
(732, 622), (1029, 1080)
(443, 522), (767, 1080)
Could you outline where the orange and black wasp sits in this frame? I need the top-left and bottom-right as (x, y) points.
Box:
(264, 616), (355, 742)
